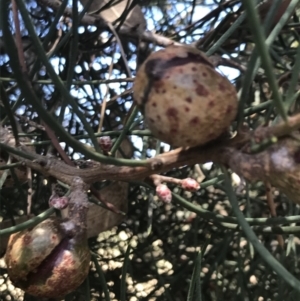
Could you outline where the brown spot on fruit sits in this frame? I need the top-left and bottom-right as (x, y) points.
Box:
(170, 128), (178, 134)
(195, 83), (209, 96)
(149, 118), (155, 123)
(185, 107), (190, 112)
(152, 102), (157, 107)
(190, 117), (200, 125)
(192, 67), (197, 71)
(166, 107), (178, 118)
(219, 82), (227, 91)
(156, 115), (161, 120)
(185, 97), (192, 103)
(226, 105), (233, 114)
(208, 100), (215, 108)
(202, 72), (207, 77)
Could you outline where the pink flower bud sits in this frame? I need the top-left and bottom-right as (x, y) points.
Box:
(181, 178), (200, 192)
(156, 184), (172, 203)
(49, 196), (69, 210)
(99, 136), (112, 153)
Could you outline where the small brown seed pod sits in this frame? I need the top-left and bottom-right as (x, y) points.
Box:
(133, 45), (238, 147)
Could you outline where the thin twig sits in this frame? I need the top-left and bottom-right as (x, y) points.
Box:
(11, 0), (28, 74)
(26, 166), (33, 216)
(98, 45), (116, 133)
(42, 121), (75, 166)
(264, 181), (285, 249)
(149, 174), (182, 186)
(90, 186), (125, 215)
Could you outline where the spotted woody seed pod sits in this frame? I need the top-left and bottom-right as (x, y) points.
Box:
(133, 45), (238, 147)
(5, 177), (91, 298)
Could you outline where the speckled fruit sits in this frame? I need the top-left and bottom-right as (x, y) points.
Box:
(133, 45), (238, 147)
(5, 218), (90, 298)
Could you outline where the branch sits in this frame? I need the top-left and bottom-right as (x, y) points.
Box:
(1, 112), (300, 186)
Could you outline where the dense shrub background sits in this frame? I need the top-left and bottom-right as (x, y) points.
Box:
(1, 0), (300, 300)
